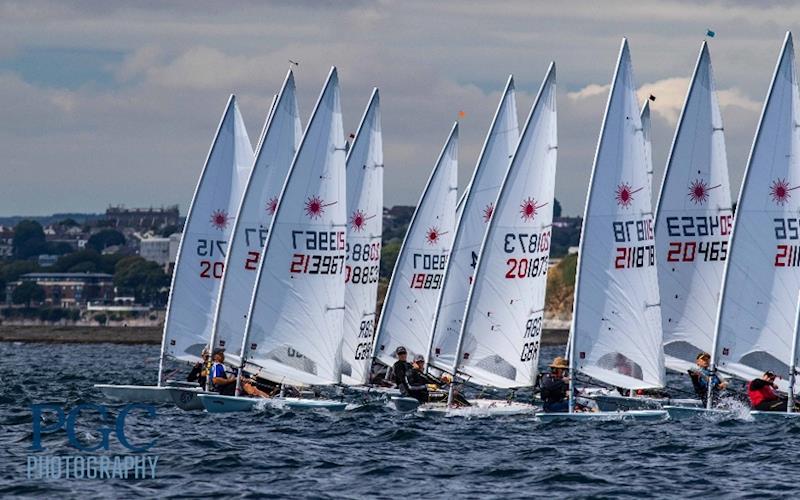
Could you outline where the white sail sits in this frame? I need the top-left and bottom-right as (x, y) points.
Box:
(570, 39), (664, 390)
(341, 89), (384, 385)
(713, 32), (800, 380)
(373, 124), (458, 366)
(240, 67), (347, 386)
(655, 43), (733, 368)
(455, 64), (557, 388)
(429, 77), (519, 371)
(209, 71), (302, 367)
(161, 96), (253, 364)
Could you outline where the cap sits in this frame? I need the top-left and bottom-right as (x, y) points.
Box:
(413, 354), (425, 363)
(696, 352), (711, 361)
(395, 346), (407, 355)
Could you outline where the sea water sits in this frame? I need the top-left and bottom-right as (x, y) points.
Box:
(2, 342), (799, 498)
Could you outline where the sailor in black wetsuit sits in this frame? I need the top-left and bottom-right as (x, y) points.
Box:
(540, 356), (570, 412)
(405, 354), (432, 403)
(391, 346), (414, 395)
(187, 348), (210, 388)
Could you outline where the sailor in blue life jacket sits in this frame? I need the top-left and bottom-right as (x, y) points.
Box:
(689, 352), (727, 405)
(540, 356), (571, 412)
(209, 348), (237, 396)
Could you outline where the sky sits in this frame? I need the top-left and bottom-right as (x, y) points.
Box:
(0, 0), (797, 217)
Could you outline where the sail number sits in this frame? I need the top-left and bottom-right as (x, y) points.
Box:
(197, 239), (227, 279)
(666, 241), (728, 262)
(354, 319), (374, 360)
(613, 218), (655, 269)
(505, 256), (548, 279)
(665, 215), (732, 237)
(503, 231), (550, 254)
(520, 315), (543, 362)
(346, 265), (379, 284)
(346, 242), (381, 262)
(410, 253), (446, 289)
(290, 254), (345, 275)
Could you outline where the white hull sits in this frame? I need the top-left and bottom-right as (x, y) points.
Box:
(199, 394), (348, 413)
(94, 384), (174, 403)
(749, 410), (800, 420)
(536, 410), (668, 422)
(418, 399), (537, 417)
(167, 387), (210, 410)
(593, 393), (701, 412)
(390, 396), (421, 413)
(663, 405), (733, 420)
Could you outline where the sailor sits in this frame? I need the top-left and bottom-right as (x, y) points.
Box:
(187, 347), (211, 388)
(689, 352), (727, 404)
(540, 356), (571, 412)
(209, 348), (237, 396)
(405, 354), (431, 403)
(747, 371), (791, 412)
(390, 346), (414, 394)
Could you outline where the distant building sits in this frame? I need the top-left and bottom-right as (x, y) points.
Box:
(0, 227), (13, 258)
(105, 205), (180, 230)
(138, 233), (181, 271)
(37, 254), (59, 267)
(9, 273), (114, 308)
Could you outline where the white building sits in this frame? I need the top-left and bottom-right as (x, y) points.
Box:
(137, 233), (180, 271)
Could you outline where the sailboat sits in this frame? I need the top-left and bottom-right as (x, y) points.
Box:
(95, 96), (254, 402)
(666, 32), (800, 419)
(340, 89), (384, 386)
(371, 124), (459, 367)
(540, 39), (667, 421)
(428, 76), (519, 375)
(656, 42), (733, 375)
(422, 64), (557, 416)
(168, 72), (302, 410)
(199, 67), (349, 413)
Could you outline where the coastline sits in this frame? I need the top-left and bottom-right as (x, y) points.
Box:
(0, 325), (569, 346)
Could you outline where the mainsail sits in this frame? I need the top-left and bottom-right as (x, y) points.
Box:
(713, 32), (800, 381)
(341, 89), (384, 385)
(429, 77), (519, 371)
(373, 124), (458, 366)
(454, 63), (558, 388)
(655, 42), (732, 369)
(159, 96), (253, 368)
(239, 67), (347, 386)
(570, 39), (664, 390)
(209, 71), (302, 367)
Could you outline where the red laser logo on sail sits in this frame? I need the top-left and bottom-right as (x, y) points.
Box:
(687, 179), (722, 205)
(304, 196), (337, 220)
(520, 197), (547, 222)
(482, 203), (494, 223)
(266, 196), (278, 215)
(770, 178), (799, 206)
(615, 183), (643, 208)
(426, 227), (447, 245)
(210, 209), (231, 230)
(350, 210), (368, 232)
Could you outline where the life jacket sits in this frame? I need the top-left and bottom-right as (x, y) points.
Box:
(747, 380), (778, 407)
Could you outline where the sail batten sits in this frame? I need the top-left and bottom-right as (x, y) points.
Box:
(570, 39), (664, 390)
(161, 95), (254, 365)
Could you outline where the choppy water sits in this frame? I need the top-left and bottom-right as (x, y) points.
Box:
(2, 341), (800, 499)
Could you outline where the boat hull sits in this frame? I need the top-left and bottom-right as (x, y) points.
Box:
(93, 384), (174, 403)
(418, 399), (537, 416)
(536, 410), (668, 422)
(594, 394), (702, 412)
(663, 405), (732, 420)
(749, 410), (800, 421)
(167, 387), (209, 410)
(390, 396), (421, 413)
(198, 394), (348, 413)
